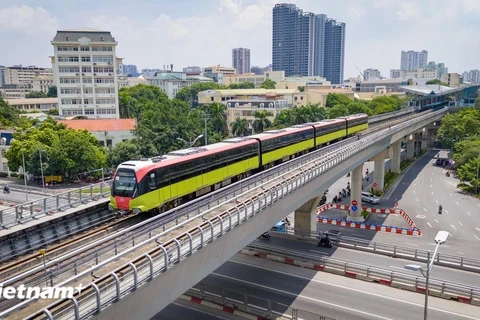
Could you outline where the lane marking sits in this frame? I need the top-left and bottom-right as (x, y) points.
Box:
(475, 235), (480, 241)
(212, 273), (393, 319)
(427, 222), (432, 228)
(404, 242), (419, 247)
(227, 260), (478, 319)
(458, 221), (463, 226)
(416, 199), (419, 202)
(451, 225), (457, 230)
(467, 212), (471, 216)
(476, 227), (480, 232)
(413, 183), (416, 187)
(457, 252), (466, 255)
(435, 200), (439, 204)
(445, 209), (449, 214)
(413, 190), (416, 194)
(430, 185), (432, 188)
(431, 192), (434, 195)
(477, 204), (480, 207)
(309, 250), (329, 256)
(389, 266), (407, 271)
(423, 208), (427, 212)
(434, 219), (439, 223)
(450, 194), (453, 196)
(456, 202), (460, 206)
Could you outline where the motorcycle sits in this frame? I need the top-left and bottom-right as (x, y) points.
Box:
(3, 188), (10, 194)
(318, 236), (333, 248)
(341, 189), (347, 198)
(261, 232), (271, 240)
(446, 171), (450, 177)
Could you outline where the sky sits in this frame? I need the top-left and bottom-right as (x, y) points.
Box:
(1, 0), (479, 78)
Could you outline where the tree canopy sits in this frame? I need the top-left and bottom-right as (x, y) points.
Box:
(0, 97), (25, 129)
(175, 82), (224, 107)
(47, 86), (57, 98)
(25, 91), (47, 99)
(228, 82), (255, 89)
(260, 79), (276, 89)
(426, 79), (448, 86)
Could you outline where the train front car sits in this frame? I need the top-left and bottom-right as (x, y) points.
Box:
(109, 162), (141, 212)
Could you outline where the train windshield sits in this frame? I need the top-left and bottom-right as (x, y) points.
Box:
(113, 168), (136, 197)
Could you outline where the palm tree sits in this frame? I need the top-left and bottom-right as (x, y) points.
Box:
(252, 110), (273, 133)
(230, 117), (250, 137)
(204, 103), (228, 134)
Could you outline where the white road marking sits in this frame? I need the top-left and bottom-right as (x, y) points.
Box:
(434, 219), (439, 223)
(476, 227), (480, 232)
(435, 200), (439, 204)
(404, 242), (419, 247)
(456, 202), (460, 206)
(451, 224), (457, 230)
(228, 260), (475, 319)
(309, 250), (329, 256)
(172, 302), (231, 319)
(413, 183), (416, 186)
(477, 204), (480, 207)
(427, 222), (432, 228)
(430, 178), (432, 181)
(416, 199), (419, 202)
(475, 235), (480, 241)
(467, 212), (471, 216)
(430, 185), (432, 188)
(458, 221), (463, 226)
(431, 192), (434, 195)
(423, 208), (427, 212)
(450, 194), (453, 196)
(445, 209), (449, 214)
(457, 252), (466, 255)
(413, 190), (416, 194)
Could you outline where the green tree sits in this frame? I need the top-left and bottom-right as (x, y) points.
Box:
(47, 86), (57, 98)
(229, 82), (255, 89)
(328, 104), (349, 118)
(175, 82), (224, 107)
(202, 103), (228, 135)
(452, 138), (480, 167)
(260, 79), (276, 89)
(230, 118), (250, 136)
(347, 101), (373, 115)
(118, 84), (169, 119)
(252, 110), (273, 133)
(107, 140), (142, 168)
(272, 104), (326, 128)
(437, 108), (480, 148)
(25, 91), (47, 98)
(46, 108), (59, 116)
(426, 79), (448, 86)
(325, 93), (352, 108)
(0, 97), (22, 128)
(457, 157), (480, 193)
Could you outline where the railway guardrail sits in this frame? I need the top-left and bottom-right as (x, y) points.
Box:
(368, 106), (414, 123)
(12, 108), (448, 319)
(0, 181), (112, 229)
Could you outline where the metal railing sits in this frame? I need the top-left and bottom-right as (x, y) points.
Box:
(246, 242), (480, 301)
(368, 106), (415, 123)
(278, 229), (480, 272)
(14, 108), (448, 319)
(0, 181), (112, 229)
(188, 284), (336, 320)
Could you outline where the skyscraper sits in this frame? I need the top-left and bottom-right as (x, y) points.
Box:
(232, 48), (250, 74)
(400, 50), (428, 71)
(272, 4), (345, 84)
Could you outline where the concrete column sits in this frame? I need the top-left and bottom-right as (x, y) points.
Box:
(294, 196), (321, 236)
(391, 141), (401, 173)
(348, 164), (364, 221)
(406, 139), (415, 160)
(373, 156), (385, 193)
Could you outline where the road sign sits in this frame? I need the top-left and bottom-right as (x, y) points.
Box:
(351, 200), (358, 206)
(351, 205), (358, 212)
(373, 182), (377, 187)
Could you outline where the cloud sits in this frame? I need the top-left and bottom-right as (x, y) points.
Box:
(0, 5), (58, 35)
(346, 5), (366, 18)
(464, 0), (480, 12)
(219, 0), (281, 29)
(396, 2), (422, 21)
(371, 0), (394, 9)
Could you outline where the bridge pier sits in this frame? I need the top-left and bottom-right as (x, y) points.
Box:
(294, 195), (322, 237)
(348, 165), (364, 221)
(391, 141), (401, 173)
(406, 139), (415, 160)
(373, 157), (385, 193)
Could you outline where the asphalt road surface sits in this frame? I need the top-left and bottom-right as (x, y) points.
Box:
(0, 189), (43, 204)
(197, 254), (480, 320)
(154, 299), (245, 320)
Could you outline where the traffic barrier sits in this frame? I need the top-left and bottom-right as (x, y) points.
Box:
(180, 295), (268, 320)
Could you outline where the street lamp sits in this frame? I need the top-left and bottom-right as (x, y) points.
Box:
(404, 230), (449, 320)
(15, 126), (37, 201)
(176, 135), (203, 148)
(37, 148), (45, 193)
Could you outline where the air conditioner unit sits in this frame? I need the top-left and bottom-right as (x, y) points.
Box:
(108, 62), (112, 65)
(82, 73), (85, 76)
(93, 63), (97, 65)
(109, 73), (112, 76)
(76, 73), (79, 76)
(94, 73), (97, 76)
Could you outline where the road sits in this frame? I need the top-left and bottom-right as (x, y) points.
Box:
(154, 299), (245, 320)
(195, 254), (480, 320)
(261, 235), (480, 287)
(0, 189), (43, 205)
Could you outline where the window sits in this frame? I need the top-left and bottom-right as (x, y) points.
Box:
(95, 88), (115, 94)
(2, 163), (8, 172)
(92, 56), (113, 63)
(96, 98), (115, 104)
(82, 66), (92, 73)
(81, 56), (91, 62)
(83, 87), (93, 94)
(59, 66), (80, 73)
(91, 46), (112, 52)
(60, 88), (81, 94)
(84, 99), (92, 105)
(93, 66), (114, 73)
(58, 56), (79, 62)
(82, 77), (93, 84)
(106, 139), (112, 148)
(84, 108), (94, 115)
(61, 98), (82, 105)
(94, 77), (115, 84)
(97, 108), (117, 114)
(80, 46), (90, 51)
(57, 46), (78, 51)
(59, 77), (80, 84)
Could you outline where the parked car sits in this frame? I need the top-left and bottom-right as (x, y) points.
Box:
(362, 192), (380, 204)
(436, 158), (449, 166)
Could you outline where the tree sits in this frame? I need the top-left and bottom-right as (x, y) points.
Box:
(228, 82), (255, 89)
(231, 118), (250, 137)
(457, 157), (480, 193)
(328, 104), (349, 118)
(272, 104), (326, 128)
(260, 79), (276, 89)
(175, 82), (225, 107)
(25, 91), (47, 99)
(46, 108), (59, 116)
(437, 108), (480, 148)
(347, 101), (373, 115)
(452, 138), (480, 167)
(107, 140), (142, 168)
(0, 97), (22, 128)
(202, 103), (228, 135)
(47, 86), (57, 98)
(426, 79), (448, 86)
(118, 84), (169, 119)
(325, 93), (352, 108)
(252, 110), (273, 133)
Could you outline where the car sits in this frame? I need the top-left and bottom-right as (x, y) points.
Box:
(362, 192), (380, 204)
(436, 158), (449, 166)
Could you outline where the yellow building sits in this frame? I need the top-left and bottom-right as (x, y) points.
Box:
(203, 65), (236, 75)
(275, 76), (331, 90)
(222, 71), (285, 88)
(440, 73), (461, 88)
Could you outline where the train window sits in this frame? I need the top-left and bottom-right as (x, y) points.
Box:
(148, 172), (156, 190)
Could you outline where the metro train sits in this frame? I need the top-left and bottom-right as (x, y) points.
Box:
(109, 114), (368, 213)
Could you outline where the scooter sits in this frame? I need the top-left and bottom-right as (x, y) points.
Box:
(446, 171), (450, 177)
(318, 236), (333, 248)
(261, 232), (271, 240)
(3, 188), (10, 194)
(341, 189), (347, 198)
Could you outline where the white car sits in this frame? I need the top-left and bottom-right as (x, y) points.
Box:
(362, 192), (380, 204)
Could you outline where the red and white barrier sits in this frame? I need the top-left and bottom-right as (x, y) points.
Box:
(180, 294), (268, 320)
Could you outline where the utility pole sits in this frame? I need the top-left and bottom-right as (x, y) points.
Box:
(202, 112), (209, 145)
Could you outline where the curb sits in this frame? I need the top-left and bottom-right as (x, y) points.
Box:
(241, 249), (479, 306)
(179, 294), (268, 320)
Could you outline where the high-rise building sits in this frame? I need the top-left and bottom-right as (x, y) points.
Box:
(400, 50), (428, 71)
(232, 48), (251, 74)
(463, 69), (480, 83)
(122, 64), (138, 76)
(363, 68), (381, 80)
(272, 4), (345, 84)
(2, 65), (52, 86)
(0, 66), (5, 87)
(51, 28), (121, 119)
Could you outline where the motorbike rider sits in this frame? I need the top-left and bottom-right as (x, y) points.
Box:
(438, 205), (442, 214)
(3, 184), (9, 193)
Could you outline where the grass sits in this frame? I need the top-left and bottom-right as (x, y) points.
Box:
(79, 187), (111, 194)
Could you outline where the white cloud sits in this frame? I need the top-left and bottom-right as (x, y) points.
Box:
(464, 0), (480, 12)
(371, 0), (394, 9)
(346, 5), (366, 18)
(0, 5), (58, 35)
(396, 2), (422, 21)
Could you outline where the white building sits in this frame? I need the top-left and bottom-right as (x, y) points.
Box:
(51, 28), (121, 119)
(5, 98), (58, 112)
(463, 69), (480, 83)
(32, 75), (54, 93)
(117, 75), (148, 89)
(0, 66), (5, 87)
(141, 69), (161, 78)
(390, 69), (406, 79)
(363, 68), (381, 80)
(3, 65), (53, 85)
(400, 50), (428, 71)
(148, 72), (214, 99)
(405, 69), (437, 80)
(0, 85), (32, 99)
(222, 71), (285, 88)
(232, 48), (250, 74)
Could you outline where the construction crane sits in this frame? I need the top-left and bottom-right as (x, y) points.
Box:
(355, 65), (366, 81)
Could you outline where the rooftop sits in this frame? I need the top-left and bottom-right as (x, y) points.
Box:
(57, 119), (136, 132)
(398, 85), (462, 96)
(6, 98), (58, 105)
(200, 89), (298, 96)
(53, 29), (115, 42)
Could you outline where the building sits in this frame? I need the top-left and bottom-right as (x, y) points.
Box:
(0, 66), (5, 87)
(3, 65), (53, 86)
(122, 64), (139, 76)
(390, 69), (406, 79)
(203, 65), (236, 75)
(440, 73), (461, 88)
(141, 69), (161, 78)
(405, 69), (437, 80)
(400, 50), (428, 71)
(57, 119), (135, 148)
(426, 61), (448, 79)
(0, 131), (14, 176)
(232, 48), (250, 75)
(222, 71), (285, 88)
(31, 75), (54, 93)
(272, 4), (345, 84)
(0, 84), (32, 99)
(275, 76), (331, 90)
(363, 69), (381, 80)
(51, 28), (121, 119)
(463, 69), (480, 83)
(353, 79), (412, 93)
(117, 75), (148, 89)
(5, 98), (58, 112)
(183, 66), (202, 75)
(148, 72), (214, 99)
